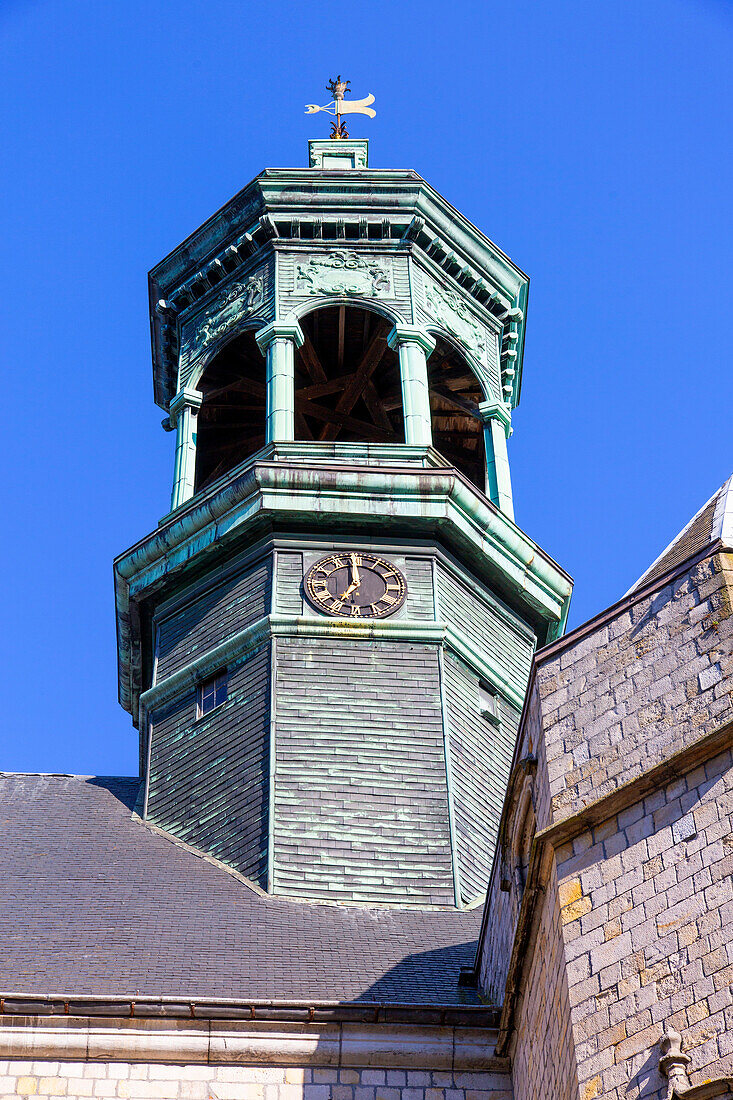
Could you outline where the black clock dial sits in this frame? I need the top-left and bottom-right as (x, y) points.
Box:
(304, 552), (407, 619)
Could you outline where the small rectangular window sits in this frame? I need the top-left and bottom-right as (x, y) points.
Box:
(479, 682), (501, 727)
(197, 670), (228, 718)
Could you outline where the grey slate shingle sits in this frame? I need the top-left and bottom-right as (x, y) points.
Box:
(0, 774), (480, 1005)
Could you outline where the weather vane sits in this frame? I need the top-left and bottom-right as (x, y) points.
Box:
(305, 76), (376, 139)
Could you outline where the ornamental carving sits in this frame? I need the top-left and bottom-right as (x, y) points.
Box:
(425, 283), (487, 363)
(196, 273), (267, 348)
(295, 250), (392, 298)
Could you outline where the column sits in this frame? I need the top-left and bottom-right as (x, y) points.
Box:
(387, 325), (435, 447)
(169, 387), (203, 511)
(255, 321), (304, 444)
(479, 399), (514, 521)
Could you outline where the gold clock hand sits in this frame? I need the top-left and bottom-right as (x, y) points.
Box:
(350, 552), (361, 586)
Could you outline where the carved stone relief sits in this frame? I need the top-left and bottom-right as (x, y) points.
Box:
(295, 249), (393, 298)
(179, 271), (270, 372)
(424, 283), (488, 363)
(198, 273), (266, 346)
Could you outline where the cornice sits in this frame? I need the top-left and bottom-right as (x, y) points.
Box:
(114, 454), (571, 719)
(0, 1007), (506, 1071)
(148, 168), (529, 410)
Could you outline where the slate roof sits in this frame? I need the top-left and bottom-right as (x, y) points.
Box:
(629, 472), (733, 593)
(0, 774), (481, 1005)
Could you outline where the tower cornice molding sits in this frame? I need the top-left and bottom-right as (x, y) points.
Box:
(114, 453), (572, 721)
(149, 169), (529, 412)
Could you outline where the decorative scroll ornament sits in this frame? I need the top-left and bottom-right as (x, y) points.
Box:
(197, 274), (266, 348)
(425, 284), (487, 363)
(305, 75), (376, 140)
(296, 250), (392, 298)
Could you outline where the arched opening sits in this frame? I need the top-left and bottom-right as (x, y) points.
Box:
(194, 330), (266, 491)
(428, 337), (486, 491)
(294, 306), (404, 444)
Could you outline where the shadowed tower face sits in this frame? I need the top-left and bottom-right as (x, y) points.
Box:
(114, 137), (572, 909)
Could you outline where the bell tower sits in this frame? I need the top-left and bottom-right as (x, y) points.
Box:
(115, 113), (571, 909)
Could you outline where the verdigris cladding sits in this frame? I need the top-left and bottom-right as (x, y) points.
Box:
(435, 561), (535, 699)
(154, 558), (271, 682)
(276, 247), (413, 327)
(272, 636), (454, 906)
(274, 550), (305, 615)
(146, 644), (271, 887)
(444, 652), (520, 906)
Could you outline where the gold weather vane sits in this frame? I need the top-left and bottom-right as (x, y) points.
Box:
(305, 76), (376, 139)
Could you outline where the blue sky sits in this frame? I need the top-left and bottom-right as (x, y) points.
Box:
(1, 0), (731, 774)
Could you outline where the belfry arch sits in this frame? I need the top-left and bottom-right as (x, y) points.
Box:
(427, 336), (487, 492)
(193, 329), (266, 492)
(293, 305), (404, 445)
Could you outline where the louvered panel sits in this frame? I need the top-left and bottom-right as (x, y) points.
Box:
(275, 551), (304, 615)
(444, 653), (518, 905)
(436, 563), (534, 695)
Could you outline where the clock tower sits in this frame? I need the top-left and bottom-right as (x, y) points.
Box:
(114, 133), (572, 910)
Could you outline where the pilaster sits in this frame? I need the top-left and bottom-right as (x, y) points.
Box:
(480, 400), (514, 520)
(169, 387), (203, 511)
(256, 321), (304, 444)
(388, 324), (435, 447)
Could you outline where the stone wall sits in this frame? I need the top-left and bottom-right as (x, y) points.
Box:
(0, 1062), (513, 1100)
(509, 858), (578, 1100)
(539, 552), (733, 822)
(478, 548), (733, 1099)
(555, 735), (733, 1099)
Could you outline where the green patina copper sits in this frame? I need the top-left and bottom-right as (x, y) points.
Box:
(114, 143), (573, 908)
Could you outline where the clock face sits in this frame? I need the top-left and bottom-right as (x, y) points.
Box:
(304, 552), (407, 619)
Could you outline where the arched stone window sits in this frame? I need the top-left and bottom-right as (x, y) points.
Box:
(499, 756), (537, 904)
(427, 337), (486, 491)
(193, 330), (266, 492)
(293, 305), (404, 444)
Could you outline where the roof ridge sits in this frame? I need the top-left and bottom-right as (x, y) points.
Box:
(625, 472), (733, 596)
(0, 772), (137, 780)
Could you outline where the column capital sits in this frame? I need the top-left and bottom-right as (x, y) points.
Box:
(387, 324), (436, 357)
(478, 399), (512, 438)
(255, 320), (305, 354)
(169, 387), (203, 422)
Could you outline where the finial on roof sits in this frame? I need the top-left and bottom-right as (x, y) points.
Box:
(305, 76), (376, 139)
(660, 1027), (691, 1099)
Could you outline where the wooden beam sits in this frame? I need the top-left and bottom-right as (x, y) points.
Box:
(299, 397), (396, 442)
(295, 412), (314, 440)
(202, 377), (266, 401)
(431, 384), (482, 419)
(362, 380), (394, 431)
(337, 306), (346, 371)
(299, 334), (328, 382)
(320, 329), (388, 440)
(297, 375), (353, 401)
(200, 434), (265, 456)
